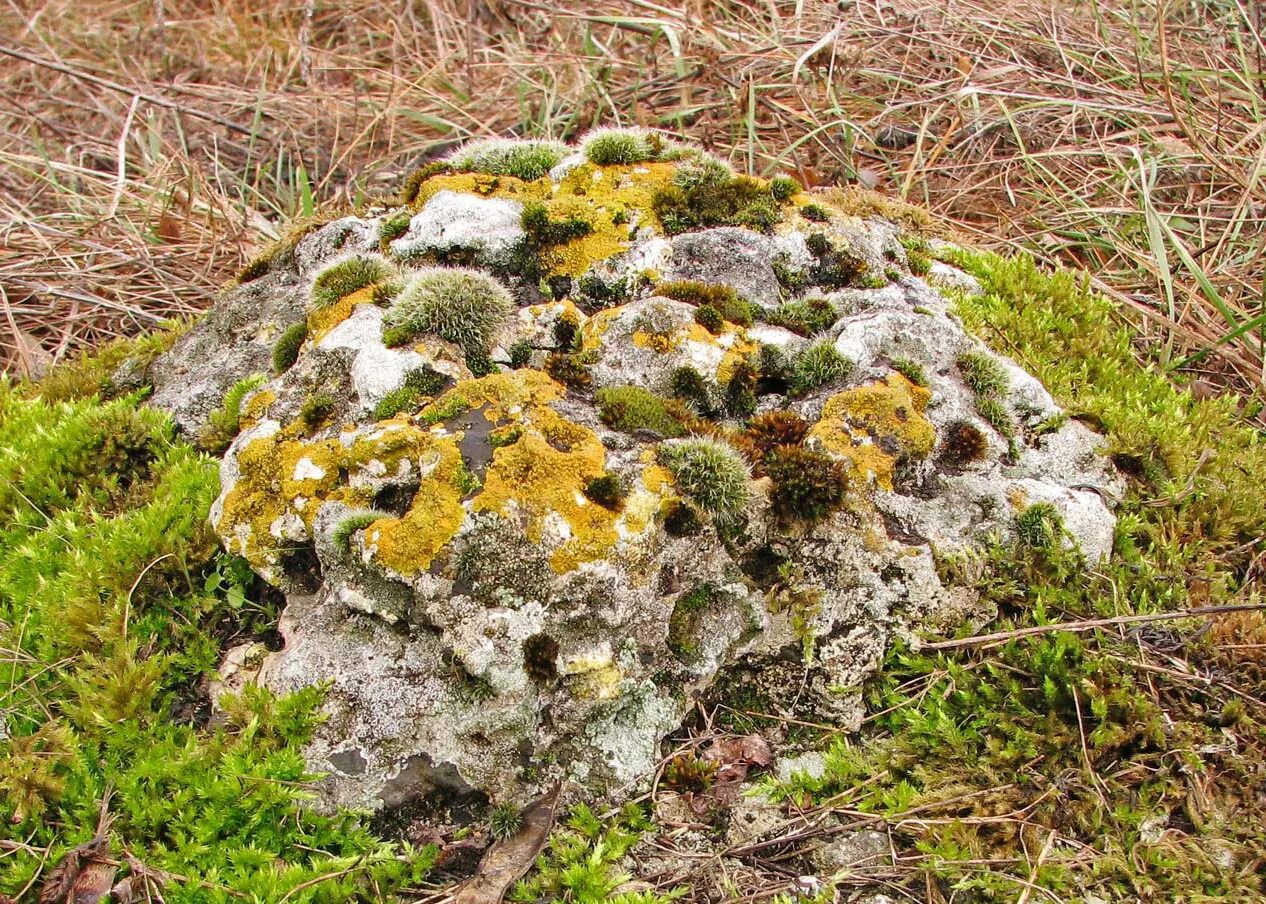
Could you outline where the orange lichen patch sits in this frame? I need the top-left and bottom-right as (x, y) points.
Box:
(474, 404), (615, 573)
(364, 441), (467, 576)
(307, 286), (377, 343)
(240, 390), (276, 429)
(810, 372), (936, 491)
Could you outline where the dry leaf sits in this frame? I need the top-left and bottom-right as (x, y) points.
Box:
(109, 855), (169, 904)
(39, 837), (115, 904)
(453, 783), (562, 904)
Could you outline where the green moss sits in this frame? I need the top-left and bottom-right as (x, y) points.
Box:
(799, 203), (831, 223)
(552, 310), (581, 351)
(544, 351), (593, 388)
(1015, 501), (1063, 550)
(202, 373), (267, 452)
(383, 267), (514, 354)
(723, 357), (758, 418)
(509, 340), (533, 369)
(581, 127), (658, 165)
(768, 174), (801, 202)
(465, 350), (499, 377)
(397, 161), (451, 204)
(889, 356), (928, 388)
(272, 321), (309, 374)
(378, 210), (413, 249)
(661, 498), (704, 537)
(595, 386), (688, 437)
(791, 343), (853, 395)
(522, 202), (593, 246)
(0, 385), (434, 898)
(956, 349), (1009, 397)
(906, 250), (932, 276)
(653, 168), (784, 235)
(668, 365), (715, 417)
(667, 584), (719, 661)
(24, 325), (185, 404)
(446, 138), (568, 181)
(656, 280), (753, 326)
(298, 393), (335, 430)
(373, 366), (448, 419)
(332, 509), (381, 552)
(694, 304), (724, 333)
(488, 801), (524, 840)
(311, 253), (398, 309)
(805, 231), (870, 289)
(764, 444), (849, 526)
(582, 474), (626, 510)
(766, 296), (838, 336)
(657, 438), (751, 527)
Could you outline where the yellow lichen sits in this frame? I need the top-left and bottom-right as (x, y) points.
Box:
(308, 286), (377, 343)
(810, 372), (936, 491)
(365, 440), (467, 575)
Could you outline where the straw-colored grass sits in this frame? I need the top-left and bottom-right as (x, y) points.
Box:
(0, 0), (1261, 399)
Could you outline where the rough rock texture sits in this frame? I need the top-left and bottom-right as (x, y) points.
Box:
(150, 136), (1123, 815)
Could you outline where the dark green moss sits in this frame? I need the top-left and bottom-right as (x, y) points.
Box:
(544, 351), (592, 388)
(668, 365), (715, 417)
(767, 296), (838, 336)
(661, 498), (704, 537)
(373, 366), (449, 420)
(553, 311), (581, 351)
(583, 474), (627, 510)
(804, 232), (870, 289)
(298, 393), (336, 430)
(764, 444), (849, 525)
(769, 175), (802, 202)
(508, 340), (533, 369)
(799, 203), (831, 223)
(667, 584), (720, 661)
(653, 172), (784, 235)
(272, 321), (309, 374)
(791, 343), (853, 395)
(694, 304), (724, 333)
(724, 357), (758, 418)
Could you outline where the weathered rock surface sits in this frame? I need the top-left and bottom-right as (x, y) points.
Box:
(149, 135), (1122, 815)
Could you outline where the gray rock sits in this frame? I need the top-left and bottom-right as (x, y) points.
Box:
(391, 189), (525, 266)
(666, 228), (782, 310)
(811, 829), (889, 873)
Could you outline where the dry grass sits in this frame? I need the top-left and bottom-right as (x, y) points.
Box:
(0, 0), (1262, 400)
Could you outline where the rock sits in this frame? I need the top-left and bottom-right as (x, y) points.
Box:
(724, 793), (785, 846)
(149, 135), (1121, 815)
(776, 751), (828, 783)
(810, 829), (889, 873)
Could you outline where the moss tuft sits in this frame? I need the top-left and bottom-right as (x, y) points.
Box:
(799, 202), (831, 223)
(768, 174), (802, 202)
(1015, 501), (1064, 550)
(653, 167), (784, 235)
(791, 342), (853, 395)
(694, 304), (724, 333)
(383, 267), (514, 354)
(373, 366), (448, 419)
(596, 385), (689, 437)
(446, 138), (568, 181)
(311, 254), (399, 309)
(582, 473), (626, 510)
(956, 349), (1009, 397)
(940, 420), (989, 466)
(656, 280), (753, 326)
(332, 509), (382, 552)
(272, 321), (309, 374)
(202, 373), (267, 452)
(767, 296), (838, 336)
(764, 444), (849, 526)
(668, 365), (715, 417)
(889, 356), (929, 388)
(657, 438), (751, 527)
(804, 232), (870, 289)
(298, 393), (336, 430)
(737, 411), (811, 469)
(544, 351), (593, 388)
(581, 127), (658, 165)
(661, 498), (704, 537)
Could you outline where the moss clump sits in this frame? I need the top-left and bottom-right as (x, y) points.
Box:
(508, 340), (533, 369)
(791, 342), (853, 395)
(331, 508), (382, 552)
(488, 801), (524, 840)
(201, 373), (267, 452)
(657, 280), (753, 327)
(271, 321), (308, 374)
(661, 498), (704, 536)
(956, 349), (1009, 397)
(667, 584), (720, 661)
(906, 250), (932, 276)
(1015, 501), (1064, 550)
(889, 356), (929, 388)
(397, 161), (451, 205)
(298, 393), (335, 430)
(522, 202), (593, 246)
(311, 253), (398, 309)
(939, 420), (989, 466)
(768, 174), (802, 202)
(658, 438), (751, 528)
(378, 209), (413, 249)
(737, 411), (812, 468)
(25, 325), (185, 405)
(653, 167), (784, 235)
(799, 203), (831, 223)
(767, 296), (838, 336)
(445, 137), (568, 181)
(804, 231), (869, 289)
(373, 366), (448, 419)
(552, 310), (582, 351)
(383, 267), (513, 354)
(764, 444), (849, 526)
(581, 127), (658, 165)
(583, 473), (626, 510)
(694, 304), (724, 333)
(668, 365), (715, 417)
(595, 386), (689, 437)
(545, 351), (593, 388)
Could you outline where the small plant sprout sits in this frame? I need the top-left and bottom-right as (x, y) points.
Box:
(310, 254), (399, 309)
(488, 801), (524, 840)
(383, 267), (514, 354)
(1015, 501), (1065, 550)
(580, 127), (658, 165)
(445, 138), (569, 181)
(657, 438), (752, 527)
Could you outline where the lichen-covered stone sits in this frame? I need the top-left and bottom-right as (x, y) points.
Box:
(149, 134), (1122, 815)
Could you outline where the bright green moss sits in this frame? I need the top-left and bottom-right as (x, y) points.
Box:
(383, 267), (513, 354)
(956, 349), (1009, 397)
(1015, 501), (1063, 550)
(653, 168), (784, 235)
(0, 385), (434, 898)
(201, 373), (267, 452)
(768, 174), (801, 202)
(272, 321), (309, 374)
(27, 324), (186, 404)
(311, 253), (398, 309)
(332, 509), (381, 552)
(889, 356), (929, 388)
(446, 138), (568, 181)
(595, 386), (688, 437)
(373, 366), (448, 419)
